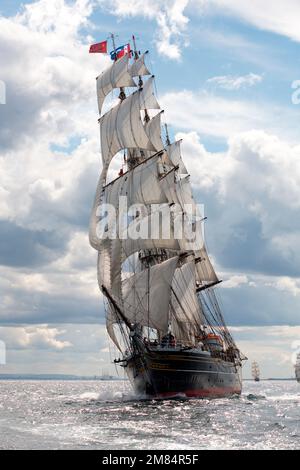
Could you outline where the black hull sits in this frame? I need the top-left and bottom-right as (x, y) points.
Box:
(126, 349), (242, 399)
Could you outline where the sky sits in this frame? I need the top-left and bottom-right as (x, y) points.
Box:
(0, 0), (300, 379)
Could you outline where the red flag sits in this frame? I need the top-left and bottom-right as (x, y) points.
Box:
(89, 41), (107, 54)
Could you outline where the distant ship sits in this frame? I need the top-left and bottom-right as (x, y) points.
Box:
(252, 361), (260, 382)
(295, 353), (300, 383)
(89, 35), (245, 399)
(99, 369), (114, 381)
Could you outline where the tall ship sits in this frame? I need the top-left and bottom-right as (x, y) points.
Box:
(89, 35), (244, 398)
(251, 361), (260, 382)
(295, 353), (300, 383)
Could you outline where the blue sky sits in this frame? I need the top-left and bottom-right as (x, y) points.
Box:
(0, 0), (300, 379)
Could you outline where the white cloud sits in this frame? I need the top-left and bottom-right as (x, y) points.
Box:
(0, 230), (101, 325)
(175, 129), (300, 279)
(98, 0), (189, 59)
(194, 0), (300, 44)
(268, 277), (300, 297)
(222, 275), (249, 289)
(0, 323), (117, 375)
(96, 0), (300, 61)
(17, 0), (93, 36)
(0, 2), (105, 326)
(0, 325), (72, 350)
(161, 89), (300, 143)
(207, 73), (263, 90)
(0, 0), (107, 233)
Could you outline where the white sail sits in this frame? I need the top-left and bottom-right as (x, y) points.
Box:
(96, 54), (136, 114)
(195, 246), (219, 285)
(163, 174), (219, 282)
(140, 76), (160, 110)
(97, 247), (123, 351)
(97, 242), (112, 290)
(166, 141), (188, 175)
(100, 90), (156, 167)
(103, 153), (168, 208)
(129, 52), (151, 78)
(161, 172), (196, 211)
(96, 203), (181, 306)
(144, 111), (164, 153)
(121, 203), (181, 260)
(161, 172), (204, 252)
(122, 256), (179, 332)
(171, 261), (203, 342)
(89, 166), (108, 250)
(90, 153), (169, 250)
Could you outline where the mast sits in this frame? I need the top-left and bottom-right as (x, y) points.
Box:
(165, 123), (171, 147)
(110, 33), (117, 60)
(110, 33), (126, 101)
(132, 34), (139, 60)
(132, 34), (143, 89)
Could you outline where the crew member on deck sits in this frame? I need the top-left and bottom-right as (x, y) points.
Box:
(161, 333), (176, 348)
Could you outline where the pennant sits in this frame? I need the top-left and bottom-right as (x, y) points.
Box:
(89, 41), (108, 54)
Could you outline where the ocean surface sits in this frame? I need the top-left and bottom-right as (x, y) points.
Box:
(0, 380), (299, 450)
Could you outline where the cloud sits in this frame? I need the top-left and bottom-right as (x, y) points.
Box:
(267, 277), (300, 297)
(176, 130), (300, 282)
(0, 231), (103, 325)
(161, 89), (300, 143)
(0, 0), (299, 338)
(0, 323), (114, 375)
(222, 275), (249, 289)
(0, 324), (71, 350)
(98, 0), (189, 60)
(95, 0), (300, 61)
(1, 323), (299, 377)
(0, 0), (105, 240)
(207, 73), (263, 90)
(194, 0), (300, 44)
(0, 0), (105, 150)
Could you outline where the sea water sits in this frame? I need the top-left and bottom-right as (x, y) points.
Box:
(0, 380), (299, 450)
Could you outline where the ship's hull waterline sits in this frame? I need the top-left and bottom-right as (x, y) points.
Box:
(126, 349), (242, 399)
